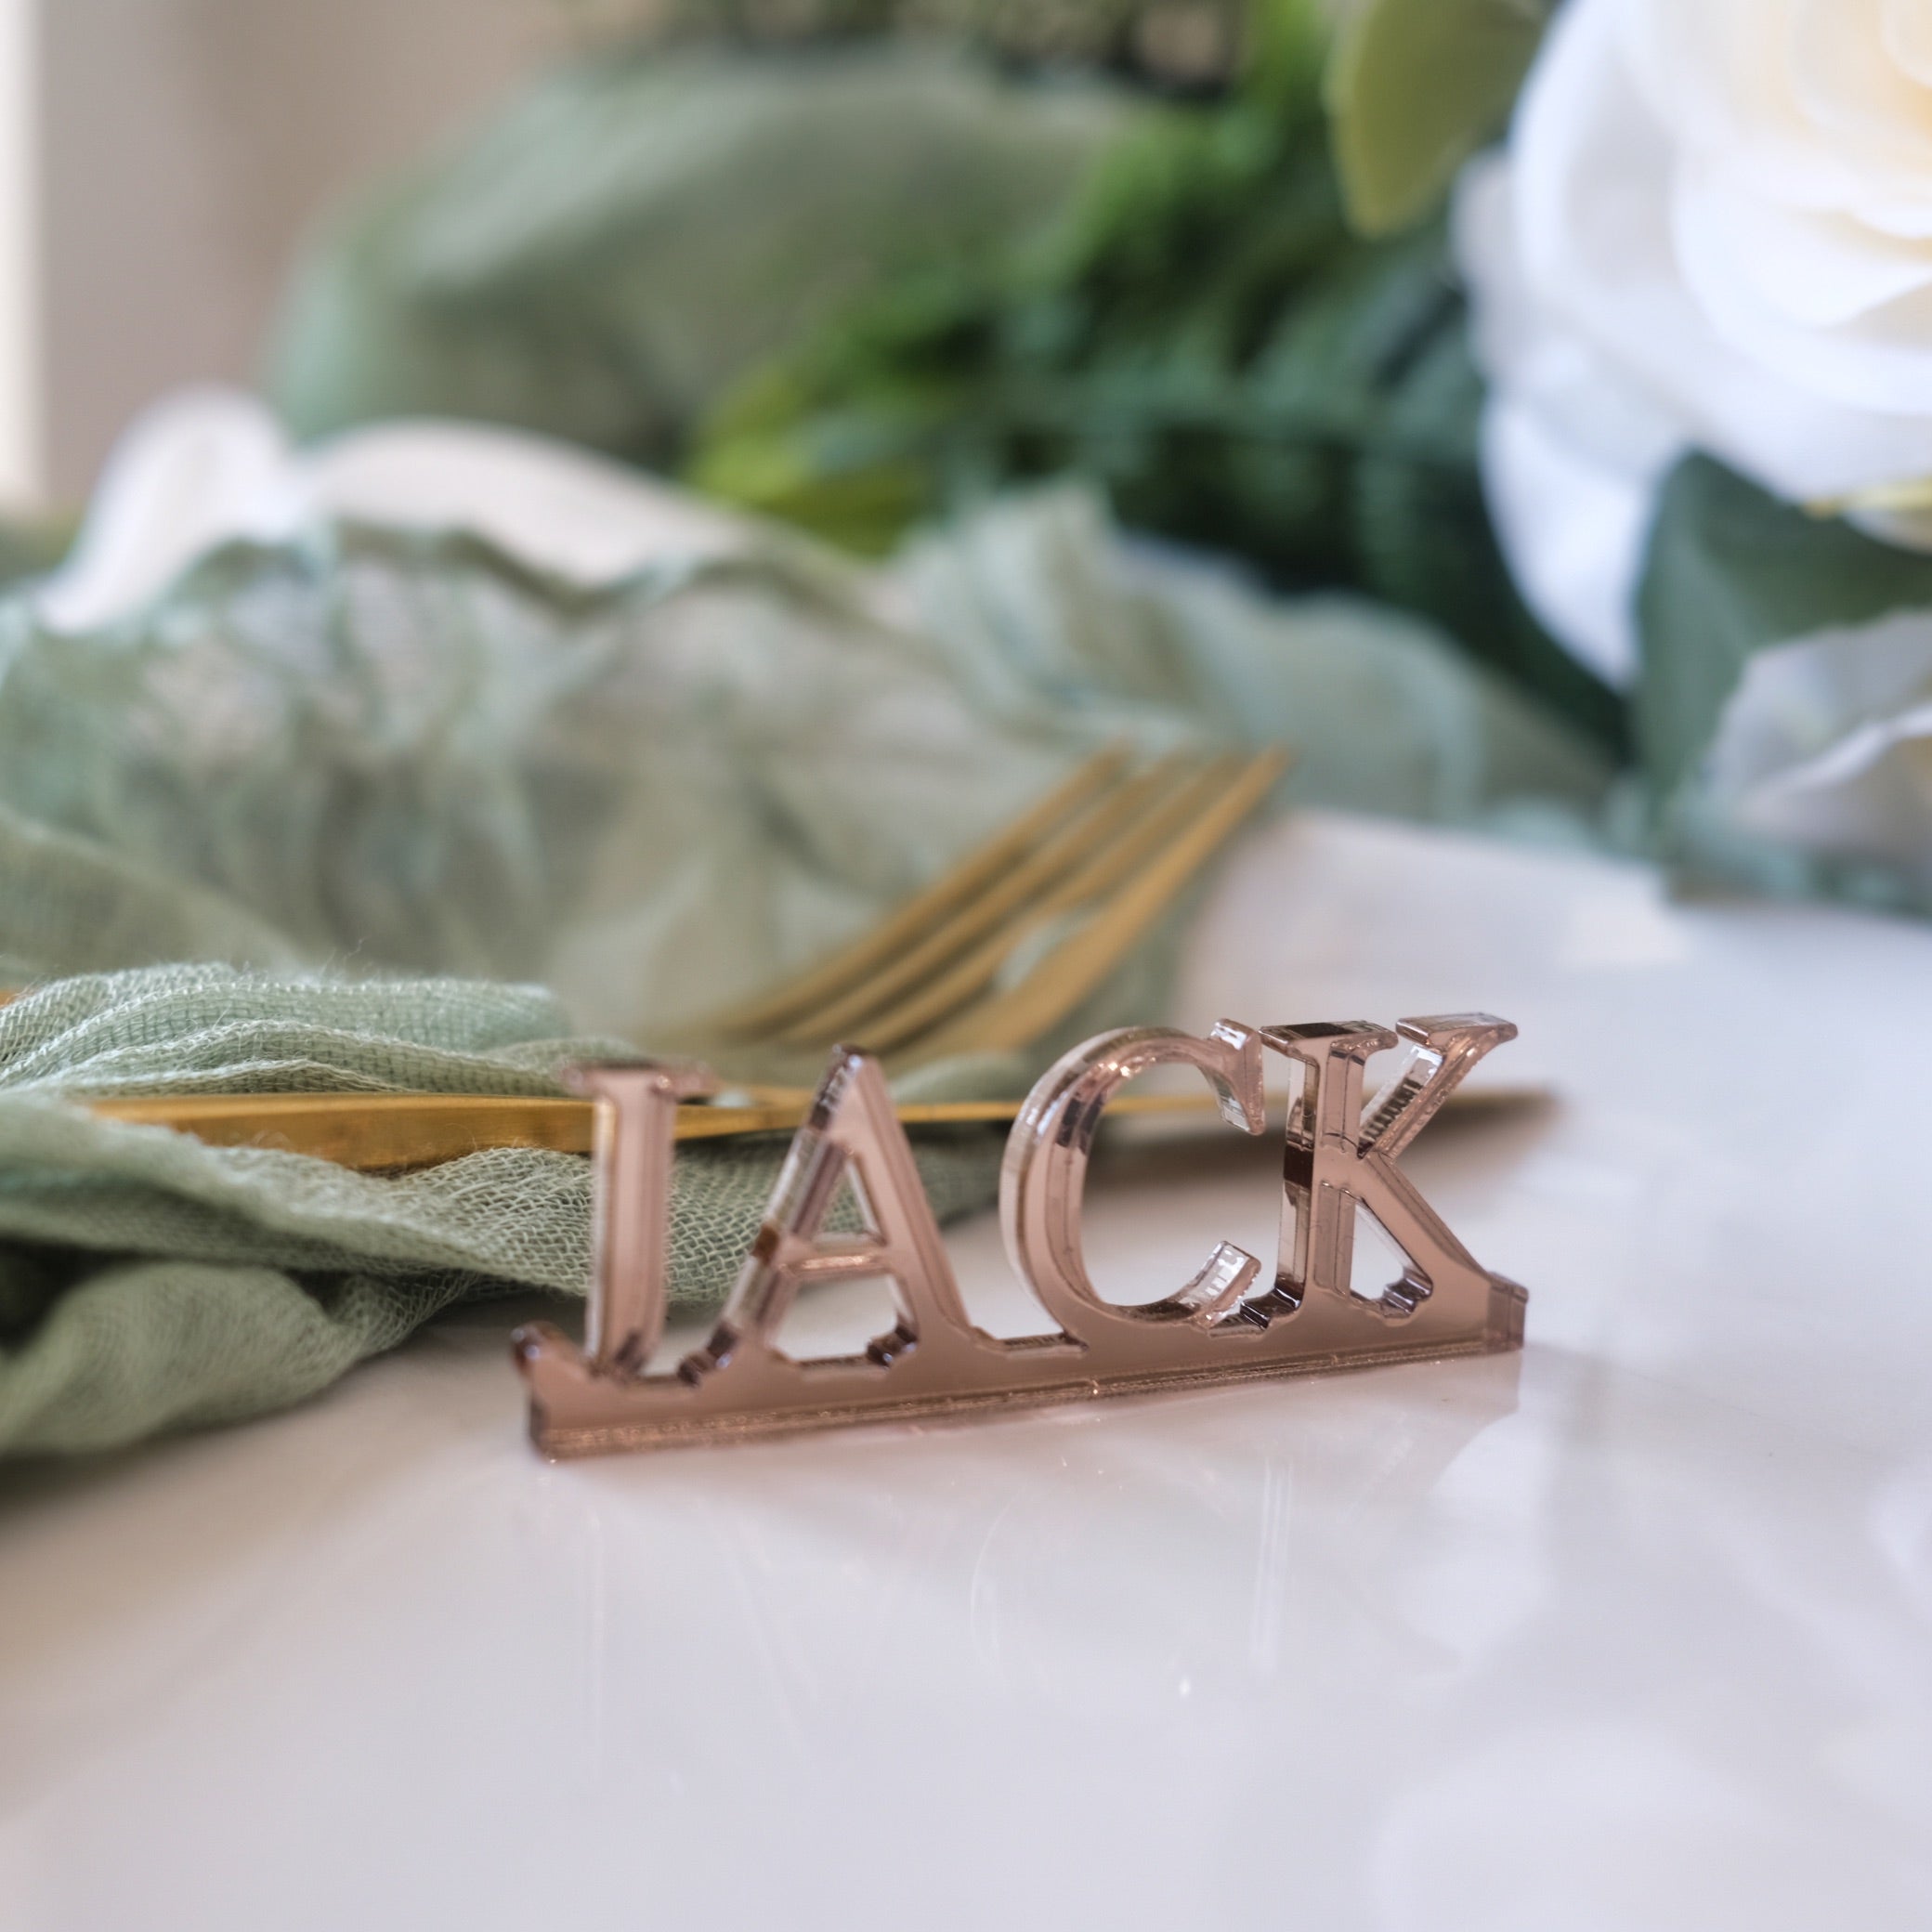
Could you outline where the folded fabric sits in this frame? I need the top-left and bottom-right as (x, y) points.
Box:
(3, 399), (1610, 1046)
(0, 966), (1004, 1456)
(3, 512), (1081, 1048)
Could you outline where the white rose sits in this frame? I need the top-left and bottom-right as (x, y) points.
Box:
(1457, 0), (1932, 688)
(1704, 609), (1932, 893)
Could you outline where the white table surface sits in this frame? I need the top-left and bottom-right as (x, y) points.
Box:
(4, 811), (1930, 1931)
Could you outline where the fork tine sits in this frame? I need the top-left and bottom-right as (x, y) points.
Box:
(841, 751), (1249, 1058)
(708, 744), (1129, 1040)
(764, 752), (1196, 1049)
(889, 747), (1288, 1066)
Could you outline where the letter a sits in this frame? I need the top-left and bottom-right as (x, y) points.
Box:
(685, 1049), (982, 1381)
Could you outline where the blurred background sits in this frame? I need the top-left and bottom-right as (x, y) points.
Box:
(0, 0), (580, 504)
(0, 0), (1605, 730)
(4, 0), (1282, 504)
(3, 0), (1930, 999)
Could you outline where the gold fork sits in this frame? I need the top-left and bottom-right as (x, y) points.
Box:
(705, 743), (1290, 1076)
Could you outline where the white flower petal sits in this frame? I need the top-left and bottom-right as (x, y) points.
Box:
(1793, 0), (1932, 180)
(1627, 0), (1932, 220)
(1620, 0), (1867, 210)
(1458, 154), (1685, 476)
(1847, 193), (1932, 240)
(1516, 1), (1690, 356)
(1674, 161), (1932, 330)
(1506, 4), (1932, 497)
(1883, 0), (1932, 88)
(1462, 0), (1932, 683)
(1478, 393), (1664, 690)
(1676, 167), (1932, 414)
(1705, 610), (1932, 875)
(1456, 155), (1678, 687)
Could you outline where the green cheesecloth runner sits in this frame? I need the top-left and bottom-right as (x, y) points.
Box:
(0, 965), (1005, 1457)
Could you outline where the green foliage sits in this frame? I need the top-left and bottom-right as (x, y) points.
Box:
(1325, 0), (1552, 236)
(1245, 0), (1333, 109)
(650, 0), (1250, 88)
(1637, 457), (1932, 816)
(689, 70), (1624, 750)
(268, 48), (1136, 463)
(0, 514), (72, 591)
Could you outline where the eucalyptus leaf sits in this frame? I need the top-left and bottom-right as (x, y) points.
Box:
(1325, 0), (1550, 236)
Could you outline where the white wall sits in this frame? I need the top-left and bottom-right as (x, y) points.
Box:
(31, 0), (583, 503)
(0, 0), (36, 508)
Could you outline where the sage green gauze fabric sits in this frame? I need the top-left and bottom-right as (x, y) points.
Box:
(0, 965), (1004, 1456)
(0, 491), (1607, 1051)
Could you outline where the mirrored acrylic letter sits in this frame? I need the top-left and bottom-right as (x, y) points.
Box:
(513, 1015), (1528, 1456)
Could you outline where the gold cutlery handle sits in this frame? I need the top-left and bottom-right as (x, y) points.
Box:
(78, 1080), (1539, 1173)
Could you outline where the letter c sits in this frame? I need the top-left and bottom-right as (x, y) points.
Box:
(999, 1021), (1266, 1341)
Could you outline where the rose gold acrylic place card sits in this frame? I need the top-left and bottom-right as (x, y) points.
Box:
(512, 1013), (1528, 1456)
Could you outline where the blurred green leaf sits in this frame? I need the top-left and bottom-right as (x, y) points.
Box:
(1325, 0), (1550, 236)
(1244, 0), (1335, 110)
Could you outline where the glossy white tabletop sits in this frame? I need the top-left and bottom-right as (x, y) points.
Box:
(4, 813), (1930, 1930)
